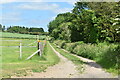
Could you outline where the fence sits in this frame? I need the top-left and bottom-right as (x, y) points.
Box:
(26, 40), (46, 60)
(1, 40), (22, 59)
(1, 40), (46, 60)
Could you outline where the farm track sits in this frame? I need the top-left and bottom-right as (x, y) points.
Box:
(12, 42), (79, 78)
(12, 42), (117, 78)
(62, 49), (117, 78)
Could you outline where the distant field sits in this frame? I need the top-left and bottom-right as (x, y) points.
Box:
(0, 32), (46, 40)
(1, 38), (59, 78)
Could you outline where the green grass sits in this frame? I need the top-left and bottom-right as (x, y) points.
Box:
(0, 32), (46, 40)
(2, 38), (60, 78)
(50, 42), (84, 73)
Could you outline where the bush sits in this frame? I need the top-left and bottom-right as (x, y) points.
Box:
(97, 45), (120, 74)
(73, 44), (98, 59)
(63, 43), (78, 53)
(48, 37), (55, 43)
(54, 40), (66, 48)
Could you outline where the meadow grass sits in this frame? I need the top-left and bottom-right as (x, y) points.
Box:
(2, 38), (60, 78)
(0, 32), (46, 40)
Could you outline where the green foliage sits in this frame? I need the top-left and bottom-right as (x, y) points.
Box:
(48, 2), (120, 43)
(6, 25), (45, 35)
(88, 2), (120, 42)
(54, 40), (66, 48)
(0, 24), (2, 31)
(97, 45), (120, 74)
(29, 27), (44, 32)
(63, 42), (81, 53)
(0, 24), (5, 32)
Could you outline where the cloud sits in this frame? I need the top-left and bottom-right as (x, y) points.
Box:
(17, 3), (59, 11)
(0, 12), (21, 24)
(0, 0), (117, 4)
(0, 0), (75, 4)
(17, 3), (72, 14)
(0, 0), (17, 4)
(66, 0), (78, 5)
(0, 0), (43, 4)
(54, 8), (72, 14)
(51, 16), (56, 20)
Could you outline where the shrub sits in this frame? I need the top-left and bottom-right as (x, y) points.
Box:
(73, 44), (97, 59)
(54, 40), (66, 48)
(48, 37), (55, 43)
(63, 43), (77, 53)
(97, 45), (120, 74)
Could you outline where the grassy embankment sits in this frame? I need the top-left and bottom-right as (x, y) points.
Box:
(52, 40), (120, 75)
(1, 37), (60, 78)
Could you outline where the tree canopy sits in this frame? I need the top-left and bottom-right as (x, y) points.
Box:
(48, 2), (120, 43)
(0, 24), (45, 35)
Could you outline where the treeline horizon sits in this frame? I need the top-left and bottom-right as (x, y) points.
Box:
(0, 24), (48, 35)
(48, 2), (120, 43)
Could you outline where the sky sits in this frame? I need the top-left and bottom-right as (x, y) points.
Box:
(0, 0), (77, 32)
(0, 0), (118, 32)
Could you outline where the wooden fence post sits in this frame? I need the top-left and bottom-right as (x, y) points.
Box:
(38, 40), (41, 56)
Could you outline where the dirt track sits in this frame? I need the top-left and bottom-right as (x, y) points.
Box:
(12, 42), (117, 78)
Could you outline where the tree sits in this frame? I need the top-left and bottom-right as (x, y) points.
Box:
(0, 24), (2, 31)
(6, 26), (44, 35)
(48, 2), (120, 43)
(2, 26), (5, 32)
(87, 2), (120, 42)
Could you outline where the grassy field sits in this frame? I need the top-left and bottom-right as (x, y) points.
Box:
(1, 38), (60, 78)
(0, 32), (46, 40)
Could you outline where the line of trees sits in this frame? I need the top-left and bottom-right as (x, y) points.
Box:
(0, 24), (5, 32)
(0, 24), (48, 35)
(48, 2), (120, 43)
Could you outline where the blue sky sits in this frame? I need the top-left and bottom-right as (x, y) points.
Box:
(0, 1), (75, 32)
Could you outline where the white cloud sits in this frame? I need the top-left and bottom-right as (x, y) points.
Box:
(0, 12), (21, 24)
(0, 0), (17, 4)
(17, 3), (72, 14)
(54, 8), (72, 14)
(51, 16), (56, 20)
(17, 3), (59, 11)
(0, 0), (117, 4)
(66, 0), (78, 5)
(0, 0), (76, 4)
(0, 0), (43, 4)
